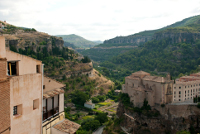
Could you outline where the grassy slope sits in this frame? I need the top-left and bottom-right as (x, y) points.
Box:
(56, 34), (99, 48)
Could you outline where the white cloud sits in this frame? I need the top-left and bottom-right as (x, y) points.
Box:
(0, 0), (200, 41)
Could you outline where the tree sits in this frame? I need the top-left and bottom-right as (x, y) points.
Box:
(95, 113), (108, 124)
(81, 56), (91, 63)
(71, 90), (89, 105)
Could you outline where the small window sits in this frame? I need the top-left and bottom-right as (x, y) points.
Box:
(191, 85), (192, 87)
(13, 106), (17, 115)
(194, 85), (195, 87)
(188, 90), (189, 93)
(188, 86), (189, 88)
(8, 61), (18, 76)
(185, 86), (186, 88)
(174, 91), (176, 94)
(179, 91), (181, 94)
(43, 85), (45, 89)
(179, 95), (181, 98)
(36, 65), (41, 73)
(179, 87), (181, 89)
(13, 104), (22, 116)
(174, 87), (176, 89)
(133, 84), (134, 87)
(49, 80), (51, 82)
(199, 88), (200, 91)
(33, 99), (39, 110)
(185, 91), (186, 94)
(179, 99), (181, 101)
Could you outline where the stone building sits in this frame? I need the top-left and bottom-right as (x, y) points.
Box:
(173, 74), (200, 103)
(84, 100), (95, 109)
(0, 36), (80, 134)
(42, 76), (80, 134)
(122, 71), (173, 107)
(0, 36), (43, 134)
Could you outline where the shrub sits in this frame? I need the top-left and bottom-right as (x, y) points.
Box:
(197, 103), (200, 109)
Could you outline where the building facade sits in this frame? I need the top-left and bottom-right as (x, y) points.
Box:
(173, 75), (200, 103)
(0, 36), (43, 134)
(122, 71), (173, 107)
(0, 36), (80, 134)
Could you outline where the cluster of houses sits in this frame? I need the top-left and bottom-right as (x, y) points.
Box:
(0, 36), (80, 134)
(122, 71), (200, 108)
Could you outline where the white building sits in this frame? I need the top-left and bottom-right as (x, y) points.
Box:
(173, 75), (200, 103)
(84, 100), (95, 109)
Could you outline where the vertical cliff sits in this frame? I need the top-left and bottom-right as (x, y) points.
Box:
(117, 102), (200, 134)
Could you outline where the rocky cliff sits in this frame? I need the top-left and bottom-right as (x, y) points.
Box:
(117, 102), (200, 134)
(4, 30), (64, 52)
(153, 31), (200, 44)
(103, 34), (152, 45)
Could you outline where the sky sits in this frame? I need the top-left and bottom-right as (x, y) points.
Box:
(0, 0), (200, 41)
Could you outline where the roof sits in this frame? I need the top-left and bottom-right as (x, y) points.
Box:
(53, 119), (81, 134)
(131, 71), (150, 77)
(43, 88), (64, 99)
(84, 102), (94, 105)
(143, 75), (165, 83)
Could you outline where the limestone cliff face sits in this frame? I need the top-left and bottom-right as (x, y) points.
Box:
(117, 102), (200, 134)
(153, 32), (200, 44)
(4, 31), (64, 52)
(103, 35), (152, 45)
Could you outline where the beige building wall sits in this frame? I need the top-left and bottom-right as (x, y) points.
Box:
(10, 73), (42, 134)
(0, 36), (6, 58)
(6, 50), (42, 75)
(59, 93), (64, 112)
(43, 77), (65, 93)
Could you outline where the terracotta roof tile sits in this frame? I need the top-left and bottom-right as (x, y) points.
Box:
(53, 119), (81, 134)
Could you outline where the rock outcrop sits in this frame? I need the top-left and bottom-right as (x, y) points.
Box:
(104, 35), (152, 45)
(117, 102), (200, 134)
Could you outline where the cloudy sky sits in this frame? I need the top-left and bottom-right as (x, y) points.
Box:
(0, 0), (200, 41)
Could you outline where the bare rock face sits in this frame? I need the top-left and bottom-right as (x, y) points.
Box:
(153, 32), (200, 44)
(104, 35), (152, 45)
(117, 102), (200, 134)
(4, 31), (64, 53)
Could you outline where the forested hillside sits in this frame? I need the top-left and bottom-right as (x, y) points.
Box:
(80, 15), (200, 64)
(85, 15), (200, 81)
(56, 34), (99, 48)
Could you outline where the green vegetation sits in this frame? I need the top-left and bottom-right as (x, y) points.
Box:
(99, 39), (200, 81)
(176, 130), (190, 134)
(80, 47), (132, 62)
(56, 34), (99, 48)
(70, 90), (90, 105)
(197, 103), (200, 109)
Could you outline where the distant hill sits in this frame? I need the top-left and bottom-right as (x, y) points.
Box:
(80, 15), (200, 63)
(104, 15), (200, 44)
(56, 34), (100, 48)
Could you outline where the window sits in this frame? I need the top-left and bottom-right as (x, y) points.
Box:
(13, 106), (17, 115)
(188, 86), (189, 88)
(174, 87), (176, 89)
(185, 91), (186, 94)
(196, 84), (198, 86)
(13, 104), (22, 116)
(179, 95), (181, 98)
(191, 90), (192, 93)
(33, 99), (39, 110)
(36, 65), (41, 73)
(179, 91), (181, 94)
(188, 90), (189, 93)
(191, 85), (192, 87)
(174, 91), (176, 94)
(185, 86), (187, 88)
(194, 85), (195, 87)
(199, 88), (200, 91)
(133, 84), (134, 87)
(43, 85), (45, 89)
(179, 87), (181, 89)
(179, 99), (181, 101)
(8, 61), (18, 76)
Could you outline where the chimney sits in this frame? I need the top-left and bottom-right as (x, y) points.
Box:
(0, 36), (7, 80)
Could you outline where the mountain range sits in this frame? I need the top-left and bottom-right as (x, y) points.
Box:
(56, 34), (101, 49)
(80, 15), (200, 81)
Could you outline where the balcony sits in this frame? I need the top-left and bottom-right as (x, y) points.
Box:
(43, 107), (59, 121)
